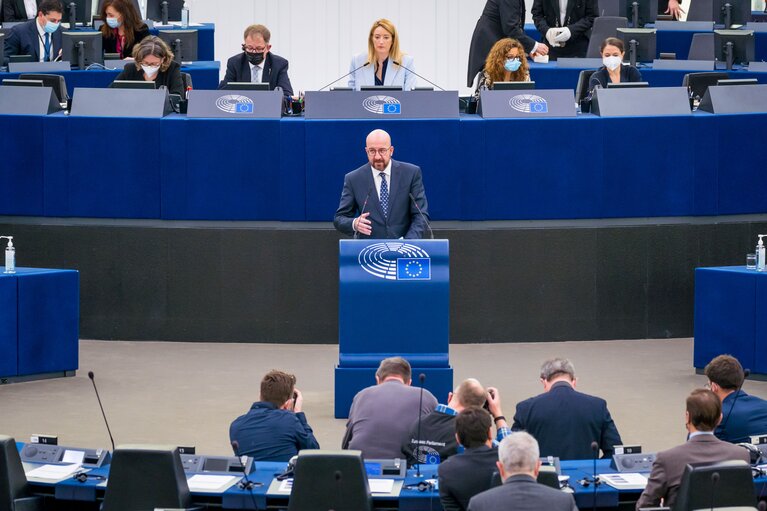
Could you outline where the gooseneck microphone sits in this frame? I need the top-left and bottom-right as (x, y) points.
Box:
(591, 441), (600, 511)
(720, 368), (751, 435)
(354, 185), (373, 240)
(318, 62), (370, 91)
(757, 499), (766, 511)
(415, 373), (426, 478)
(88, 371), (115, 452)
(409, 193), (434, 240)
(710, 471), (720, 511)
(392, 61), (446, 91)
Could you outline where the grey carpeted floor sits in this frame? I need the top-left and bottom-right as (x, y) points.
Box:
(2, 338), (766, 457)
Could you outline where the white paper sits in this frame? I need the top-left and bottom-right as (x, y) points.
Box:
(62, 450), (85, 464)
(187, 474), (239, 492)
(369, 479), (395, 494)
(598, 473), (648, 490)
(533, 55), (550, 63)
(278, 478), (293, 492)
(25, 463), (81, 481)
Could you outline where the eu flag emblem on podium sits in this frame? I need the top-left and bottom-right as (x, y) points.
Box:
(397, 258), (431, 280)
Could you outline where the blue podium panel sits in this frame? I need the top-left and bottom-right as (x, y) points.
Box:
(0, 115), (45, 216)
(0, 275), (19, 378)
(336, 239), (452, 418)
(694, 267), (762, 372)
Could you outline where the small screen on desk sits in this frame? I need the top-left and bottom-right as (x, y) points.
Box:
(365, 462), (382, 476)
(203, 458), (229, 472)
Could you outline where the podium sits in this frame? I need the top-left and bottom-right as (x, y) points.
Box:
(335, 239), (453, 418)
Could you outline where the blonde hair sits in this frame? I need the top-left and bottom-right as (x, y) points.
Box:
(366, 18), (404, 68)
(132, 35), (174, 72)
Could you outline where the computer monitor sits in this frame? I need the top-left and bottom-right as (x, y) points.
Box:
(18, 73), (68, 102)
(714, 29), (754, 69)
(9, 55), (34, 63)
(360, 85), (403, 91)
(110, 80), (157, 90)
(607, 81), (650, 88)
(157, 30), (197, 63)
(682, 71), (729, 101)
(713, 0), (750, 27)
(61, 31), (103, 69)
(617, 28), (657, 67)
(61, 0), (94, 27)
(494, 81), (536, 90)
(623, 0), (658, 27)
(146, 0), (184, 23)
(717, 78), (758, 85)
(222, 82), (270, 91)
(2, 79), (44, 87)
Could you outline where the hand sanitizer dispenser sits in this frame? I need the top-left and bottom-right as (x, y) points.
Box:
(1, 236), (15, 274)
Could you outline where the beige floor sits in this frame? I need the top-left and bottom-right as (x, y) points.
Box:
(2, 338), (766, 457)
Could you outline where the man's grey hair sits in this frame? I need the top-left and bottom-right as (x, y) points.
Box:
(499, 432), (540, 474)
(540, 358), (575, 381)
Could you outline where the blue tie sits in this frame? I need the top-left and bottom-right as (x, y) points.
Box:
(43, 33), (51, 62)
(379, 172), (389, 219)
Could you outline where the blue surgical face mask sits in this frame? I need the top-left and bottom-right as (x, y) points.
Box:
(106, 17), (121, 28)
(504, 58), (521, 72)
(43, 20), (60, 33)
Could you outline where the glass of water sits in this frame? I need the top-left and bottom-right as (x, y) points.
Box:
(747, 254), (757, 270)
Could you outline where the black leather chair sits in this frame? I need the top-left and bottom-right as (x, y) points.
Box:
(101, 444), (200, 511)
(682, 71), (729, 101)
(575, 69), (599, 103)
(287, 450), (373, 511)
(0, 435), (43, 511)
(672, 460), (755, 511)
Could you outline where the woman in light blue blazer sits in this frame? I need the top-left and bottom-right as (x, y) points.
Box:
(348, 18), (417, 91)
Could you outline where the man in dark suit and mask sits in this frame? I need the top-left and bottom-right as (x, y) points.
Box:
(218, 24), (293, 96)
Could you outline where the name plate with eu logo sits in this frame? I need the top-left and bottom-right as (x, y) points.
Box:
(186, 90), (283, 118)
(304, 90), (458, 119)
(479, 89), (576, 118)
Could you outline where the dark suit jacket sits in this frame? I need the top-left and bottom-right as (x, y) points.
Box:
(217, 51), (293, 95)
(101, 25), (150, 59)
(468, 474), (577, 511)
(531, 0), (597, 58)
(715, 390), (767, 444)
(3, 0), (39, 22)
(114, 59), (184, 97)
(438, 445), (499, 511)
(333, 159), (430, 240)
(467, 0), (539, 86)
(3, 18), (62, 64)
(512, 381), (623, 459)
(636, 433), (751, 509)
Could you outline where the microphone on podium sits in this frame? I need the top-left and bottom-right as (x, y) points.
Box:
(591, 441), (600, 511)
(392, 61), (446, 91)
(88, 371), (115, 452)
(709, 471), (720, 511)
(318, 62), (370, 92)
(409, 193), (434, 240)
(415, 373), (426, 478)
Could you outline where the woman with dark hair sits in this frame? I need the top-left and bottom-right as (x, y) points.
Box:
(588, 37), (642, 92)
(473, 37), (530, 100)
(99, 0), (149, 59)
(113, 35), (184, 96)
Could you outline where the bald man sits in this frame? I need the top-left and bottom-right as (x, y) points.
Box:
(333, 129), (430, 239)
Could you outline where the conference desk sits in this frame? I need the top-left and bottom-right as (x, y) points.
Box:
(1, 111), (766, 223)
(0, 61), (220, 96)
(694, 266), (767, 376)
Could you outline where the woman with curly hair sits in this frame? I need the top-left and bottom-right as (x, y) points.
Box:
(473, 38), (530, 100)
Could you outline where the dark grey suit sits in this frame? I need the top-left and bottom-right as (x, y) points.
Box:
(468, 474), (577, 511)
(333, 159), (430, 240)
(636, 433), (751, 509)
(439, 445), (499, 511)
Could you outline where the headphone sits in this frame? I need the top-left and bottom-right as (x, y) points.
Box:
(73, 472), (107, 483)
(404, 480), (435, 492)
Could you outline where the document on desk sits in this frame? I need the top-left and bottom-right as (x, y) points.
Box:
(368, 479), (395, 494)
(25, 463), (82, 482)
(187, 474), (240, 493)
(598, 473), (648, 490)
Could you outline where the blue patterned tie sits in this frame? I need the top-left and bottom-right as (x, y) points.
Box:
(379, 172), (389, 219)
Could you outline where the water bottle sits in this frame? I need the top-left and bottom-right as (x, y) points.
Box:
(181, 1), (189, 29)
(2, 236), (15, 274)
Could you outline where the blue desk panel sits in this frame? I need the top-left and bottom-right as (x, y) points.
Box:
(694, 266), (767, 374)
(0, 275), (19, 377)
(0, 61), (220, 96)
(0, 115), (45, 216)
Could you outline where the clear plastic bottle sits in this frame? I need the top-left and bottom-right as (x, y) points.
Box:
(757, 235), (766, 272)
(3, 237), (15, 274)
(181, 1), (189, 29)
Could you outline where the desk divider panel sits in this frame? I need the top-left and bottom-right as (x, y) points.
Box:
(479, 89), (576, 118)
(698, 83), (767, 113)
(186, 89), (282, 119)
(304, 90), (458, 119)
(70, 87), (171, 118)
(592, 86), (691, 116)
(0, 86), (62, 115)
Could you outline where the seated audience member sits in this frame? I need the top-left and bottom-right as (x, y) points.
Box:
(229, 369), (319, 462)
(403, 379), (510, 465)
(705, 354), (767, 444)
(512, 358), (622, 459)
(4, 0), (39, 22)
(531, 0), (597, 59)
(636, 389), (750, 509)
(99, 0), (150, 60)
(113, 35), (184, 97)
(3, 0), (62, 64)
(342, 357), (437, 459)
(348, 18), (417, 91)
(467, 432), (577, 511)
(218, 24), (293, 95)
(588, 37), (642, 93)
(439, 407), (501, 511)
(473, 37), (531, 100)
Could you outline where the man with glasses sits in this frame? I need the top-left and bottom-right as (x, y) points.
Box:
(334, 129), (430, 239)
(218, 24), (292, 95)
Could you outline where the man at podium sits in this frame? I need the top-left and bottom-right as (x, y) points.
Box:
(333, 129), (431, 239)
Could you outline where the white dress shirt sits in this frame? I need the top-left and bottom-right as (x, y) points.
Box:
(35, 20), (53, 62)
(559, 0), (568, 25)
(24, 0), (37, 18)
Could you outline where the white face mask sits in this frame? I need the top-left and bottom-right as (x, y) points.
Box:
(141, 64), (160, 76)
(602, 55), (622, 71)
